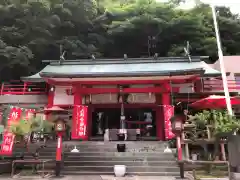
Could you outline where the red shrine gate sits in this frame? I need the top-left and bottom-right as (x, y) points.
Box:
(48, 82), (187, 141)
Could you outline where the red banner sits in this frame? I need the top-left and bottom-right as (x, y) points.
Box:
(0, 132), (15, 155)
(7, 107), (22, 127)
(0, 107), (22, 155)
(72, 105), (88, 140)
(163, 105), (175, 140)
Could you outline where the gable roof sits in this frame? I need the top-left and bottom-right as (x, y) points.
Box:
(22, 56), (221, 82)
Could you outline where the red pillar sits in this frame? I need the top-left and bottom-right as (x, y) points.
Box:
(155, 94), (163, 140)
(47, 86), (54, 107)
(72, 86), (81, 139)
(55, 131), (63, 176)
(56, 132), (63, 161)
(73, 86), (82, 106)
(45, 86), (55, 120)
(155, 83), (171, 141)
(87, 106), (93, 139)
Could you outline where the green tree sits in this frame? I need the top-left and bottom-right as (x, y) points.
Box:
(0, 0), (240, 80)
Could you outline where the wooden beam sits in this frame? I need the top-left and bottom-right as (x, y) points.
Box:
(77, 87), (180, 94)
(45, 78), (193, 86)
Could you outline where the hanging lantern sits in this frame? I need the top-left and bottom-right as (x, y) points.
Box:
(50, 86), (55, 92)
(85, 94), (92, 104)
(109, 93), (112, 101)
(118, 95), (123, 103)
(149, 92), (152, 98)
(171, 115), (183, 134)
(66, 88), (73, 95)
(118, 85), (123, 103)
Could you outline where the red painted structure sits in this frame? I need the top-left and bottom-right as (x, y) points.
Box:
(1, 79), (240, 96)
(1, 57), (239, 141)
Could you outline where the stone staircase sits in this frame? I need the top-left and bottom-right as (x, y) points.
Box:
(63, 141), (180, 176)
(13, 141), (180, 177)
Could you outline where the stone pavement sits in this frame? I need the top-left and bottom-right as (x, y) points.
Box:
(0, 175), (230, 180)
(0, 175), (178, 180)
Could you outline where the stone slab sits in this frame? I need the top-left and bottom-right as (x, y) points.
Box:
(0, 175), (178, 180)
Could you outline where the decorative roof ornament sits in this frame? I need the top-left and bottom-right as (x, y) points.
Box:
(91, 54), (95, 60)
(59, 45), (66, 65)
(184, 41), (192, 63)
(59, 51), (66, 65)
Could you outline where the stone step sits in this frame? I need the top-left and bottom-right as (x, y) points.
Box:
(22, 155), (175, 162)
(64, 152), (174, 157)
(13, 141), (167, 148)
(22, 151), (173, 156)
(31, 144), (166, 148)
(24, 148), (166, 153)
(63, 166), (179, 173)
(64, 156), (175, 161)
(62, 171), (180, 176)
(63, 141), (165, 145)
(63, 142), (166, 148)
(64, 160), (177, 166)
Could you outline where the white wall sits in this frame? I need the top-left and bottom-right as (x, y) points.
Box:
(172, 83), (194, 93)
(53, 84), (194, 105)
(53, 86), (74, 105)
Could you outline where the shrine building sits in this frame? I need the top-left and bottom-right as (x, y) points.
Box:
(0, 56), (237, 141)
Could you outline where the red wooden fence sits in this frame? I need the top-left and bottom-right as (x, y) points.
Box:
(0, 79), (239, 96)
(203, 79), (239, 91)
(0, 82), (47, 95)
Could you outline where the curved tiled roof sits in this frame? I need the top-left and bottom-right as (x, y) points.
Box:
(21, 56), (220, 82)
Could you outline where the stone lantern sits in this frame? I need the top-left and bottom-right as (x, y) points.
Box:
(171, 116), (183, 135)
(170, 115), (184, 178)
(54, 119), (66, 132)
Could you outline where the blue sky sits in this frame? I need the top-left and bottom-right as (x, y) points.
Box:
(159, 0), (240, 13)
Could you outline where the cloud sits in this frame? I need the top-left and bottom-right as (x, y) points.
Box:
(157, 0), (240, 13)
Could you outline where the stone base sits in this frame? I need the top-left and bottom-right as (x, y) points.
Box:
(232, 172), (240, 180)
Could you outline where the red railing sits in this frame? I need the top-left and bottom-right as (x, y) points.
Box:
(203, 79), (239, 92)
(0, 82), (47, 95)
(0, 79), (239, 96)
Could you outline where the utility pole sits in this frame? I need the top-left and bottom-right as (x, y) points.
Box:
(211, 4), (233, 115)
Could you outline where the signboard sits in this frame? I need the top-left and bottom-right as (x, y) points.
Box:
(72, 105), (88, 140)
(163, 105), (175, 140)
(7, 107), (22, 127)
(0, 132), (15, 155)
(0, 106), (22, 155)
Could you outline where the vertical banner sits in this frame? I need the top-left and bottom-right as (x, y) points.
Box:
(0, 132), (15, 155)
(7, 107), (22, 127)
(0, 106), (22, 155)
(71, 105), (88, 140)
(163, 105), (175, 140)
